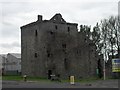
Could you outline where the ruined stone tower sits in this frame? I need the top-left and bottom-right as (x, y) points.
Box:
(21, 13), (98, 79)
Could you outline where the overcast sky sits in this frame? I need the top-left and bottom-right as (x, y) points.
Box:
(0, 0), (119, 54)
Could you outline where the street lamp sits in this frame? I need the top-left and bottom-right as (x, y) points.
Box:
(103, 53), (106, 80)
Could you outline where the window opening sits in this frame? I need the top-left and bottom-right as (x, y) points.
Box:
(35, 53), (38, 58)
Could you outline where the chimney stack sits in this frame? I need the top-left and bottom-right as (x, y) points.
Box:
(37, 15), (42, 21)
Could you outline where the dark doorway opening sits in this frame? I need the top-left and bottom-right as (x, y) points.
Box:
(48, 70), (52, 79)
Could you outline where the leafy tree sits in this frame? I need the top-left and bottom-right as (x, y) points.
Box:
(79, 25), (92, 39)
(100, 16), (120, 58)
(80, 16), (120, 59)
(92, 16), (120, 60)
(92, 23), (103, 55)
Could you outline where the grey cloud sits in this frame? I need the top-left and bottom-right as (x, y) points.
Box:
(0, 0), (118, 54)
(78, 2), (114, 10)
(2, 20), (13, 26)
(1, 25), (20, 38)
(2, 2), (33, 17)
(0, 41), (20, 48)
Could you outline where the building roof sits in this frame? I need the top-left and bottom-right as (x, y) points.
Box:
(8, 53), (21, 58)
(50, 13), (66, 23)
(21, 13), (78, 29)
(0, 54), (7, 58)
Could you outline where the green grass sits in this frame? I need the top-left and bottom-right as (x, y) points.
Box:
(2, 75), (99, 83)
(0, 76), (2, 80)
(61, 77), (100, 83)
(2, 75), (118, 83)
(61, 77), (119, 83)
(2, 75), (50, 82)
(2, 75), (23, 81)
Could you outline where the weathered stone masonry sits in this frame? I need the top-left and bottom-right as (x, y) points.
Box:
(21, 13), (98, 79)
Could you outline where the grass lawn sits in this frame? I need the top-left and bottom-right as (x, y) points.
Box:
(2, 75), (117, 83)
(2, 75), (98, 82)
(0, 76), (2, 80)
(61, 77), (101, 83)
(2, 75), (50, 82)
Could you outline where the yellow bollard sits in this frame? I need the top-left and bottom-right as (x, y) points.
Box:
(70, 76), (75, 85)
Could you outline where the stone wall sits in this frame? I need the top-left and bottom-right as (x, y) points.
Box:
(21, 14), (98, 79)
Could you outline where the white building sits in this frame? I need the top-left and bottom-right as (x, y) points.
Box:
(0, 54), (7, 75)
(0, 53), (21, 75)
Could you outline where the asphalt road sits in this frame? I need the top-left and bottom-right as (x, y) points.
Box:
(2, 79), (119, 88)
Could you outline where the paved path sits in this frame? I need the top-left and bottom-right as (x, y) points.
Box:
(2, 79), (119, 88)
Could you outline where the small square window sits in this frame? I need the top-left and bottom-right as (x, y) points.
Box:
(62, 44), (66, 48)
(68, 27), (70, 32)
(50, 31), (53, 35)
(55, 25), (57, 29)
(47, 53), (50, 57)
(91, 50), (94, 52)
(35, 53), (38, 58)
(77, 50), (81, 56)
(35, 30), (38, 36)
(64, 58), (68, 70)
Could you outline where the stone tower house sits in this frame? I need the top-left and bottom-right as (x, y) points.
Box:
(21, 13), (98, 79)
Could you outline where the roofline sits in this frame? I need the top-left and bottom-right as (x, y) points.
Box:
(20, 21), (37, 29)
(20, 20), (78, 29)
(8, 53), (21, 54)
(7, 53), (21, 58)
